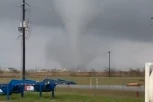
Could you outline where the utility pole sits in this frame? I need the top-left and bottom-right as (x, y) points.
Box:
(151, 17), (153, 26)
(18, 0), (31, 80)
(22, 0), (26, 80)
(108, 51), (111, 77)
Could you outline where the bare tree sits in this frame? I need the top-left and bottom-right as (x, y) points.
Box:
(103, 67), (116, 77)
(89, 68), (96, 77)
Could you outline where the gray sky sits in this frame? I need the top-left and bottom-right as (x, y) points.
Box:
(0, 0), (153, 71)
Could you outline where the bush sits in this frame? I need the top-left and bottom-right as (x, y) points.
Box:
(0, 70), (3, 73)
(12, 69), (19, 73)
(70, 72), (77, 77)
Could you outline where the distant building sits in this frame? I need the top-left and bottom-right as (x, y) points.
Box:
(77, 70), (81, 73)
(5, 68), (17, 72)
(36, 70), (47, 72)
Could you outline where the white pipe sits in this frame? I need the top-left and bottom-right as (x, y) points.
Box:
(149, 71), (153, 101)
(145, 63), (153, 102)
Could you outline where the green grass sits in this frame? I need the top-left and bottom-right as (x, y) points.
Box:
(0, 93), (144, 102)
(0, 77), (144, 85)
(0, 88), (144, 102)
(0, 94), (144, 102)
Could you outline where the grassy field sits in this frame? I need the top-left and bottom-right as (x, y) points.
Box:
(0, 88), (144, 102)
(0, 77), (144, 85)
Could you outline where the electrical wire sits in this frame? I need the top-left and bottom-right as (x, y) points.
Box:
(17, 2), (32, 40)
(25, 4), (32, 40)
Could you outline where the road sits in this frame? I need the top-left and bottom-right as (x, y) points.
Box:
(57, 85), (145, 92)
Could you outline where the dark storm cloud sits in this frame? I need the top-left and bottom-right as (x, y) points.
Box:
(0, 0), (152, 40)
(28, 0), (64, 28)
(0, 0), (20, 20)
(85, 0), (153, 42)
(0, 0), (64, 28)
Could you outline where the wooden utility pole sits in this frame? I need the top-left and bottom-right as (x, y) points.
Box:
(18, 0), (30, 80)
(22, 0), (26, 80)
(108, 51), (111, 77)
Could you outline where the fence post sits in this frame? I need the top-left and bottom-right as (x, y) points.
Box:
(90, 78), (92, 87)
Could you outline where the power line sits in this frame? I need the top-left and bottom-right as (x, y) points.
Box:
(108, 51), (111, 77)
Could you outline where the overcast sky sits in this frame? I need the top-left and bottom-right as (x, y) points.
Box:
(0, 0), (153, 71)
